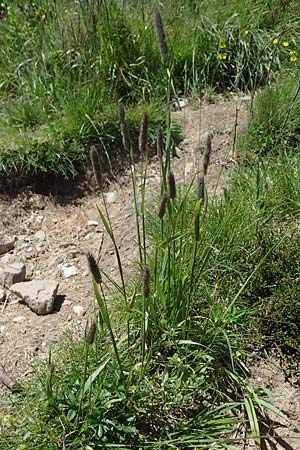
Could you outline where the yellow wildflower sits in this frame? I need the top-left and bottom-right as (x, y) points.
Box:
(290, 56), (297, 62)
(2, 414), (12, 423)
(229, 91), (235, 95)
(290, 50), (296, 55)
(273, 38), (279, 44)
(282, 41), (289, 47)
(41, 14), (46, 21)
(219, 38), (226, 49)
(218, 53), (227, 60)
(244, 29), (249, 36)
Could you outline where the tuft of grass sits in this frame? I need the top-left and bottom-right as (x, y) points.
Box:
(239, 72), (300, 160)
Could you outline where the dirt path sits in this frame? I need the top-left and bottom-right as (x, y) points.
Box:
(0, 97), (244, 377)
(1, 96), (299, 448)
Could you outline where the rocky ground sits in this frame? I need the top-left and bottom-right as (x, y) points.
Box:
(0, 96), (299, 448)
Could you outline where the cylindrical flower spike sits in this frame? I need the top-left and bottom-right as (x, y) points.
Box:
(142, 266), (150, 298)
(203, 132), (213, 176)
(86, 252), (102, 284)
(157, 125), (164, 157)
(154, 7), (168, 65)
(168, 169), (176, 199)
(86, 319), (97, 345)
(139, 111), (148, 154)
(158, 192), (169, 219)
(120, 121), (131, 153)
(117, 102), (126, 123)
(90, 146), (102, 188)
(197, 173), (205, 201)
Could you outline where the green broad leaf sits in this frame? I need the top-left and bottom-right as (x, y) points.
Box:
(244, 396), (261, 446)
(83, 357), (110, 394)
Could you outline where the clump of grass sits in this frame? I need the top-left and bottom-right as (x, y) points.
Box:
(239, 72), (300, 160)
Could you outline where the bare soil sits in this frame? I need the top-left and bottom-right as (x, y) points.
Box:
(0, 96), (299, 448)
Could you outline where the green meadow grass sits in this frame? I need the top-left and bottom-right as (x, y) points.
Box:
(1, 0), (300, 178)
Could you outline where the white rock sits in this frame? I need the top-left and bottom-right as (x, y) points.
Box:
(0, 262), (26, 287)
(87, 220), (98, 227)
(35, 230), (46, 242)
(0, 236), (15, 255)
(105, 191), (117, 204)
(73, 305), (85, 317)
(10, 280), (59, 315)
(0, 254), (12, 264)
(61, 264), (79, 278)
(0, 325), (6, 333)
(13, 316), (26, 323)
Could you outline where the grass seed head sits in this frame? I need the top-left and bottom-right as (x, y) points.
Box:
(49, 363), (55, 376)
(117, 102), (126, 123)
(197, 172), (205, 201)
(168, 169), (176, 199)
(139, 111), (148, 154)
(158, 191), (169, 219)
(86, 252), (102, 284)
(120, 121), (131, 153)
(86, 319), (97, 345)
(90, 145), (102, 188)
(143, 266), (150, 298)
(157, 125), (164, 157)
(203, 132), (213, 175)
(154, 7), (168, 65)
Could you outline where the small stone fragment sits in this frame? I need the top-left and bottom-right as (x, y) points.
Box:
(0, 262), (26, 287)
(61, 264), (79, 278)
(87, 220), (98, 227)
(105, 191), (117, 204)
(10, 280), (59, 315)
(13, 316), (26, 323)
(35, 230), (46, 242)
(0, 236), (15, 255)
(73, 305), (85, 317)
